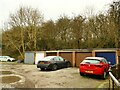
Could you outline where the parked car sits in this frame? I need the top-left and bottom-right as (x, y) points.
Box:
(0, 56), (16, 62)
(37, 56), (71, 71)
(79, 57), (110, 79)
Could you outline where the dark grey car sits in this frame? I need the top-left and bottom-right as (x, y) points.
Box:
(37, 56), (71, 71)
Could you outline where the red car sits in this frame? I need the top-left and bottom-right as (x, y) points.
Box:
(79, 57), (110, 79)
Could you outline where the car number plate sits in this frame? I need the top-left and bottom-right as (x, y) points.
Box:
(85, 71), (93, 73)
(40, 62), (44, 64)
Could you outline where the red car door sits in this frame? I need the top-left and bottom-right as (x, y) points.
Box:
(102, 59), (109, 72)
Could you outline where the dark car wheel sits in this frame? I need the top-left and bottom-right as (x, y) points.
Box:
(41, 68), (45, 71)
(101, 70), (107, 79)
(7, 59), (11, 62)
(52, 64), (57, 71)
(80, 72), (84, 76)
(66, 62), (71, 68)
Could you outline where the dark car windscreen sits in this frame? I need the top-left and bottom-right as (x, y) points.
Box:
(39, 56), (55, 61)
(82, 59), (100, 64)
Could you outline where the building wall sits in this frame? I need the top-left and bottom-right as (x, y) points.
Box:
(119, 50), (120, 56)
(46, 52), (57, 56)
(25, 49), (120, 65)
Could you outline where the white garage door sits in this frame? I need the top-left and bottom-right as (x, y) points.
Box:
(35, 52), (45, 64)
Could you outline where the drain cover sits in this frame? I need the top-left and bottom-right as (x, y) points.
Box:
(0, 71), (14, 75)
(2, 76), (21, 84)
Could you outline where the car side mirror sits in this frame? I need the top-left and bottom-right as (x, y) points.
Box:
(108, 62), (111, 64)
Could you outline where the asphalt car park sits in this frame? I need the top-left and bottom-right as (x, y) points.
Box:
(0, 62), (109, 88)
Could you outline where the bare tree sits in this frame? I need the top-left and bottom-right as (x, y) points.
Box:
(3, 6), (43, 60)
(71, 15), (85, 49)
(109, 0), (120, 48)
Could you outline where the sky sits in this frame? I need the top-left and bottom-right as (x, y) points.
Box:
(0, 0), (114, 28)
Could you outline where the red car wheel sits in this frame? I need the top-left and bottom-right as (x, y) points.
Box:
(101, 70), (107, 79)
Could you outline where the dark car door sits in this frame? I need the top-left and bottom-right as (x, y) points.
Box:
(58, 56), (66, 67)
(53, 57), (65, 68)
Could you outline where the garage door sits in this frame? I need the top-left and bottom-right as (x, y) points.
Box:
(35, 52), (45, 64)
(75, 52), (92, 67)
(24, 52), (34, 64)
(59, 52), (72, 65)
(96, 52), (116, 65)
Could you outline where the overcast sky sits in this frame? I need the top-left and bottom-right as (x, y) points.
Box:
(0, 0), (114, 28)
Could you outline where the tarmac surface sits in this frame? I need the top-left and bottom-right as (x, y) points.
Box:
(0, 62), (109, 89)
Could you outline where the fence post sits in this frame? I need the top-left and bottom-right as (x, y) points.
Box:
(116, 64), (119, 79)
(112, 80), (114, 90)
(109, 67), (112, 90)
(118, 64), (120, 79)
(109, 77), (111, 90)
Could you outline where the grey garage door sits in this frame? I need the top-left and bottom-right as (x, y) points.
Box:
(24, 52), (34, 64)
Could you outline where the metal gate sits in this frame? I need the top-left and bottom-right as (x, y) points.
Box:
(96, 52), (116, 65)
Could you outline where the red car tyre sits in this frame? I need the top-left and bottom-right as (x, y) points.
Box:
(80, 72), (84, 76)
(101, 70), (107, 79)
